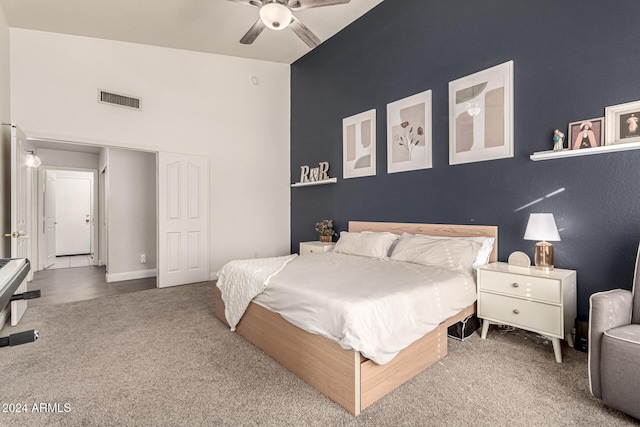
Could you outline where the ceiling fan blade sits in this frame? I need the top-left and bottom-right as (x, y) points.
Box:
(240, 18), (266, 44)
(227, 0), (264, 7)
(289, 16), (321, 48)
(288, 0), (350, 10)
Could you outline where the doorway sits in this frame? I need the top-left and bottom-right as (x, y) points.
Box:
(23, 137), (209, 293)
(41, 169), (96, 270)
(33, 144), (158, 281)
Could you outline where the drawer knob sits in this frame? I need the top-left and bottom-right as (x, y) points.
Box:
(512, 283), (519, 288)
(513, 309), (520, 315)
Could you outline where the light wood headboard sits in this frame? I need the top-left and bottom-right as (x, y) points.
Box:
(348, 221), (498, 263)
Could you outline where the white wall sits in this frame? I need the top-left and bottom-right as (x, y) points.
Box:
(106, 148), (156, 278)
(0, 7), (10, 258)
(9, 28), (291, 273)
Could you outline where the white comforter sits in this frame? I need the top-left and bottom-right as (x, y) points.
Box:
(216, 254), (297, 330)
(220, 252), (477, 365)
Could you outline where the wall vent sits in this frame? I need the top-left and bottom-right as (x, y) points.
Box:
(97, 89), (141, 110)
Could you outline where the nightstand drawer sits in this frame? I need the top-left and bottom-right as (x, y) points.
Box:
(299, 241), (335, 255)
(479, 292), (562, 336)
(478, 270), (561, 303)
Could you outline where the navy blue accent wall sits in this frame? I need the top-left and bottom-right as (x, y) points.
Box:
(290, 0), (640, 317)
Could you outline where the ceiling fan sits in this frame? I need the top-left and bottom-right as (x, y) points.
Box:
(228, 0), (351, 48)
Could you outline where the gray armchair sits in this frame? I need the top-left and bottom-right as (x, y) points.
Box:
(589, 245), (640, 420)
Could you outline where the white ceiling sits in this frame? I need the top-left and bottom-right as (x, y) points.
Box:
(0, 0), (383, 64)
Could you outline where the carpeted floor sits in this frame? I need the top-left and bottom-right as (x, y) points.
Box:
(0, 282), (637, 426)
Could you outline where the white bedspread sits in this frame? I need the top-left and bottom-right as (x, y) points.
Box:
(216, 254), (297, 330)
(253, 252), (477, 365)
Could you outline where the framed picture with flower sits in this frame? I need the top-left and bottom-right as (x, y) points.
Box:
(605, 100), (640, 145)
(343, 109), (376, 179)
(568, 117), (604, 150)
(448, 60), (514, 165)
(386, 90), (432, 173)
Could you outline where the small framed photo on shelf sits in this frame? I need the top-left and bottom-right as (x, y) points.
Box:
(568, 117), (604, 150)
(605, 100), (640, 145)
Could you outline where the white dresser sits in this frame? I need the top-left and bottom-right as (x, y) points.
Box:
(299, 241), (335, 255)
(477, 262), (576, 363)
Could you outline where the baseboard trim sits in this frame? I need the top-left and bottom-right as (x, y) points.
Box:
(106, 269), (157, 283)
(210, 271), (218, 281)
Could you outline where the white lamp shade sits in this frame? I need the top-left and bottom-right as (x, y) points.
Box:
(259, 3), (292, 30)
(524, 213), (560, 242)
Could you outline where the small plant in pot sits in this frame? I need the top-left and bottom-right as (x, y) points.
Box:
(315, 220), (336, 243)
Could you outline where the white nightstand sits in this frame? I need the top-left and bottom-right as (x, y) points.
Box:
(477, 262), (577, 363)
(299, 241), (335, 255)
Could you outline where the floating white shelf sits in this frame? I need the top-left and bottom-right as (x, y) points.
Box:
(530, 141), (640, 161)
(290, 178), (337, 187)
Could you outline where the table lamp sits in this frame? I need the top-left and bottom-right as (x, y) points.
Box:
(524, 213), (560, 270)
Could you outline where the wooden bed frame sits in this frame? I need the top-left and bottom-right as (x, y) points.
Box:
(214, 221), (498, 415)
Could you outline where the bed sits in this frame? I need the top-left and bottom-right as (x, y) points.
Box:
(214, 221), (498, 415)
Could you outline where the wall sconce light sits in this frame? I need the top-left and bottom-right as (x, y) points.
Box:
(466, 102), (481, 117)
(25, 151), (42, 168)
(524, 213), (561, 270)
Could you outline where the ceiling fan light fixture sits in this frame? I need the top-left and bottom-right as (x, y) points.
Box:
(259, 2), (292, 31)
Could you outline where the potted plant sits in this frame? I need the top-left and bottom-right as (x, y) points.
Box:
(315, 219), (336, 243)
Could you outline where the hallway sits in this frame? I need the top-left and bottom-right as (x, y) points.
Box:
(28, 265), (156, 307)
(46, 255), (92, 270)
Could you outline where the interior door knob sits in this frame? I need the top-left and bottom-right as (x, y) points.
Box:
(5, 231), (27, 238)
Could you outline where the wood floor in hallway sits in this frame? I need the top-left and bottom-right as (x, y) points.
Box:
(27, 265), (156, 307)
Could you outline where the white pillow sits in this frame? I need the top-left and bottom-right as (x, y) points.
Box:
(333, 231), (399, 259)
(390, 233), (482, 274)
(414, 233), (495, 269)
(466, 236), (495, 268)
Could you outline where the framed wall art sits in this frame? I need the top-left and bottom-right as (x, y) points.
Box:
(568, 117), (604, 150)
(387, 90), (432, 174)
(343, 109), (376, 179)
(448, 60), (514, 165)
(605, 100), (640, 145)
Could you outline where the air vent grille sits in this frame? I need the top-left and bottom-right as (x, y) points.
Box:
(98, 90), (141, 110)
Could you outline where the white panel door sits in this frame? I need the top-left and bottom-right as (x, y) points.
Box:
(9, 125), (29, 325)
(158, 152), (209, 287)
(55, 176), (91, 255)
(44, 170), (57, 268)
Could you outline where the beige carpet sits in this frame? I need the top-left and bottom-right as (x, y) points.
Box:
(0, 282), (636, 426)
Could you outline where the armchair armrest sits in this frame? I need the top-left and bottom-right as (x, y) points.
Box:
(589, 289), (633, 398)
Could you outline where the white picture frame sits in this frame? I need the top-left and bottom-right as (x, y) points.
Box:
(605, 100), (640, 145)
(387, 90), (432, 174)
(343, 109), (376, 179)
(448, 60), (514, 165)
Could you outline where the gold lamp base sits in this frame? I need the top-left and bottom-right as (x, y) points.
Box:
(534, 241), (554, 270)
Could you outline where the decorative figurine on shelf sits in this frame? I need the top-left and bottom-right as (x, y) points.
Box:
(315, 219), (336, 243)
(552, 129), (565, 152)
